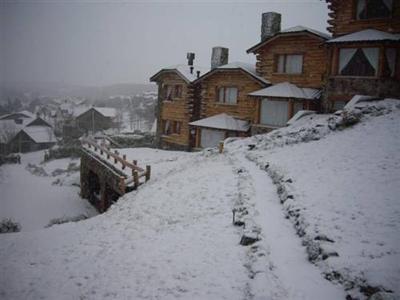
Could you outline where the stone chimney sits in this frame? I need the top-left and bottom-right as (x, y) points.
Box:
(211, 47), (229, 69)
(261, 12), (281, 42)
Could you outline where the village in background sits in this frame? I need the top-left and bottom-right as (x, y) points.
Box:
(0, 82), (157, 159)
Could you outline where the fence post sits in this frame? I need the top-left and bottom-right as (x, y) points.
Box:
(218, 141), (224, 154)
(133, 171), (139, 189)
(114, 150), (118, 164)
(145, 165), (151, 181)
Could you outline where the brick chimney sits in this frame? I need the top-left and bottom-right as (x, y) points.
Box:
(261, 12), (281, 42)
(211, 47), (229, 69)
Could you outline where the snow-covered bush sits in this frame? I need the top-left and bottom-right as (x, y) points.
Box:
(0, 218), (21, 233)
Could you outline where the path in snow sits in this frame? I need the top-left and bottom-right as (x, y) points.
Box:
(228, 152), (345, 300)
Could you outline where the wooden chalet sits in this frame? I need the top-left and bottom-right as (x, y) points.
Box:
(150, 56), (208, 150)
(246, 14), (330, 133)
(190, 60), (269, 148)
(9, 125), (57, 153)
(324, 0), (400, 110)
(74, 107), (117, 134)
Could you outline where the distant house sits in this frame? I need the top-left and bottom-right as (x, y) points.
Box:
(150, 60), (208, 150)
(8, 126), (57, 153)
(0, 110), (35, 125)
(324, 0), (400, 110)
(246, 20), (329, 133)
(74, 107), (117, 134)
(190, 60), (269, 148)
(0, 113), (57, 154)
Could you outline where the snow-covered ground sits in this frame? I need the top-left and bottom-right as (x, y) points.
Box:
(0, 98), (398, 299)
(0, 151), (97, 231)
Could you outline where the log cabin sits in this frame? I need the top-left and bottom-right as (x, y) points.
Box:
(189, 57), (270, 148)
(246, 13), (330, 133)
(324, 0), (400, 111)
(150, 55), (208, 150)
(74, 107), (117, 135)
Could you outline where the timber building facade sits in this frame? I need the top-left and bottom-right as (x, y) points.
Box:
(151, 2), (400, 150)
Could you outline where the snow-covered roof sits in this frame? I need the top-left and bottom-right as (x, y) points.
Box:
(281, 26), (331, 39)
(0, 120), (21, 143)
(22, 126), (57, 144)
(150, 64), (209, 83)
(0, 110), (35, 120)
(249, 82), (321, 100)
(76, 107), (117, 118)
(247, 25), (330, 53)
(326, 29), (400, 43)
(93, 107), (117, 118)
(189, 113), (250, 132)
(202, 61), (270, 85)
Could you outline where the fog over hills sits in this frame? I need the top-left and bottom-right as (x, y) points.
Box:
(0, 81), (157, 103)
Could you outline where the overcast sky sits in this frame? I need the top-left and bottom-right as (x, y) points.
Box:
(1, 0), (329, 87)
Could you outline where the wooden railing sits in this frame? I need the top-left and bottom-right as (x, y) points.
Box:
(81, 138), (151, 188)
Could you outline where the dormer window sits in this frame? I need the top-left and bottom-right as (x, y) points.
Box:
(356, 0), (392, 20)
(275, 54), (303, 74)
(217, 87), (238, 104)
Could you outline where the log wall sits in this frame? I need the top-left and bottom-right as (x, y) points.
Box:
(326, 0), (400, 37)
(254, 34), (328, 89)
(200, 70), (265, 123)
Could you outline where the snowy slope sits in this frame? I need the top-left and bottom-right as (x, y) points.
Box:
(0, 99), (398, 299)
(0, 151), (96, 231)
(226, 98), (400, 298)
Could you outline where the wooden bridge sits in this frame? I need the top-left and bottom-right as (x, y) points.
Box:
(80, 138), (151, 212)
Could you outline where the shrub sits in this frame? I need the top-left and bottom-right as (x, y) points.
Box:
(0, 218), (21, 233)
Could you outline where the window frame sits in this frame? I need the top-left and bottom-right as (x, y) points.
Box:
(336, 46), (381, 78)
(274, 53), (304, 75)
(353, 0), (394, 21)
(216, 86), (238, 105)
(174, 85), (183, 99)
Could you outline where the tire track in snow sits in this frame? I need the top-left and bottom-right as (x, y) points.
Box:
(227, 152), (345, 300)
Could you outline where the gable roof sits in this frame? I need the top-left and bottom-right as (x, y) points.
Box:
(189, 113), (250, 132)
(76, 107), (117, 119)
(193, 61), (270, 86)
(326, 29), (400, 44)
(150, 64), (209, 84)
(249, 82), (321, 100)
(247, 25), (331, 53)
(26, 117), (52, 128)
(0, 110), (35, 121)
(21, 126), (57, 144)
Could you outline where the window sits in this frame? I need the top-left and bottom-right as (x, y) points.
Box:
(356, 0), (392, 20)
(173, 121), (181, 135)
(339, 48), (379, 77)
(163, 120), (171, 135)
(163, 120), (182, 135)
(163, 85), (173, 101)
(260, 99), (289, 127)
(174, 85), (182, 98)
(276, 54), (303, 74)
(217, 87), (238, 104)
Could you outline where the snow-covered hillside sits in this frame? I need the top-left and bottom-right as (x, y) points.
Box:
(0, 151), (96, 231)
(0, 98), (398, 300)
